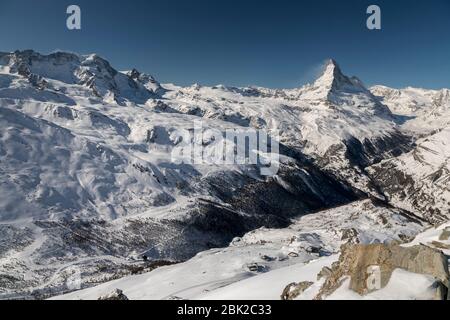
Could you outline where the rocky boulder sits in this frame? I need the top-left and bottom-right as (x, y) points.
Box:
(315, 243), (449, 300)
(281, 281), (314, 300)
(98, 289), (129, 301)
(440, 227), (450, 241)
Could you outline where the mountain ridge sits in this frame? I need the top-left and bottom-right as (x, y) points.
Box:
(0, 49), (448, 299)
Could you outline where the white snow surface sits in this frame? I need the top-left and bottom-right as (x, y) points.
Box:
(325, 269), (439, 300)
(54, 200), (425, 300)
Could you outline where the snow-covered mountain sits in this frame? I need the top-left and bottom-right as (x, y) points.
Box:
(371, 85), (450, 133)
(0, 50), (448, 300)
(367, 128), (450, 224)
(367, 85), (450, 224)
(0, 50), (156, 104)
(161, 60), (414, 196)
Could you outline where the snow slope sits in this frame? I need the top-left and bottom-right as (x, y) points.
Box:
(0, 50), (448, 299)
(371, 85), (450, 134)
(54, 200), (425, 300)
(324, 269), (441, 300)
(53, 207), (445, 301)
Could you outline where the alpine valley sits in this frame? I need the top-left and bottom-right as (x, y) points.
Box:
(0, 50), (448, 300)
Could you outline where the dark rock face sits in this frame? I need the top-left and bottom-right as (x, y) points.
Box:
(344, 132), (415, 169)
(310, 130), (416, 205)
(366, 130), (450, 224)
(316, 132), (415, 178)
(0, 226), (34, 258)
(370, 168), (449, 224)
(202, 165), (358, 220)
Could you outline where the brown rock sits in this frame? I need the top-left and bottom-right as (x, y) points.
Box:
(317, 266), (333, 281)
(431, 241), (450, 250)
(281, 281), (314, 300)
(315, 243), (449, 300)
(439, 227), (450, 241)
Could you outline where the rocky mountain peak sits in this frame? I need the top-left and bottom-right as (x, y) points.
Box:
(0, 50), (157, 104)
(314, 59), (365, 92)
(299, 59), (375, 106)
(126, 68), (163, 95)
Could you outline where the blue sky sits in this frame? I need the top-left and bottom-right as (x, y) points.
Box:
(0, 0), (449, 89)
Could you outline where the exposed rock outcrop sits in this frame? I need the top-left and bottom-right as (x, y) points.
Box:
(315, 243), (449, 300)
(440, 227), (450, 241)
(281, 281), (314, 300)
(98, 289), (129, 301)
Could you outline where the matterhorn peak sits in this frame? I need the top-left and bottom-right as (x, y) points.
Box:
(301, 59), (368, 97)
(313, 59), (356, 91)
(299, 59), (388, 113)
(322, 59), (341, 75)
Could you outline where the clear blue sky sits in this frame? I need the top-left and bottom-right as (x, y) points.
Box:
(0, 0), (449, 89)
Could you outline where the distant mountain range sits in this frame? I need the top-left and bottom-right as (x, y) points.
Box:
(0, 50), (448, 299)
